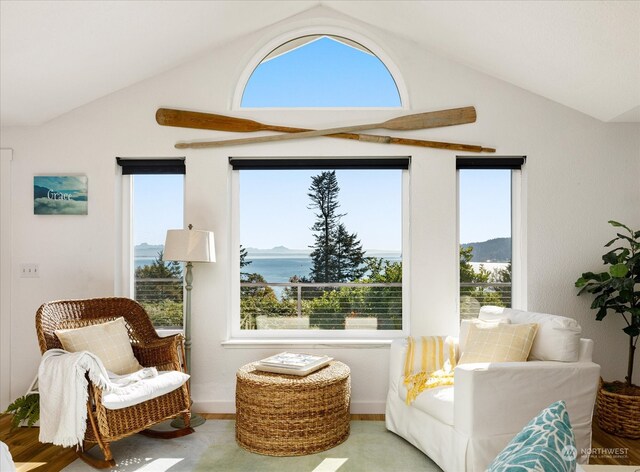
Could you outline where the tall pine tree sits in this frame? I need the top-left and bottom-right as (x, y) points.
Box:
(334, 223), (366, 281)
(307, 171), (365, 282)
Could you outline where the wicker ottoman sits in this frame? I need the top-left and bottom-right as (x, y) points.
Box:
(235, 361), (351, 456)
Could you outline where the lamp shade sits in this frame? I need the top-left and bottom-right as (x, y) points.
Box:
(163, 228), (215, 263)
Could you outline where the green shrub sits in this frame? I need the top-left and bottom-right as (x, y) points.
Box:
(140, 300), (183, 328)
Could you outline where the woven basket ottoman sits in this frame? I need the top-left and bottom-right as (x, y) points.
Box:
(235, 361), (351, 456)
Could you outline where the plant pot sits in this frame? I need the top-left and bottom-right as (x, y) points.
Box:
(596, 378), (640, 438)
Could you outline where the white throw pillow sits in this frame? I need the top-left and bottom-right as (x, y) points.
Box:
(459, 318), (511, 353)
(479, 306), (582, 362)
(55, 317), (143, 375)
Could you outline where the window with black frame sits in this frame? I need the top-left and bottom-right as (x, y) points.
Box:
(118, 158), (185, 329)
(457, 157), (525, 320)
(232, 158), (408, 334)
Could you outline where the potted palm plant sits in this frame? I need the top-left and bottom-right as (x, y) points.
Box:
(575, 220), (639, 438)
(5, 393), (39, 428)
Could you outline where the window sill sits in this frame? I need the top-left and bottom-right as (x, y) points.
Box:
(221, 338), (394, 349)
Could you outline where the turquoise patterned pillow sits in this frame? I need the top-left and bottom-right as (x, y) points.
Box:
(487, 400), (577, 472)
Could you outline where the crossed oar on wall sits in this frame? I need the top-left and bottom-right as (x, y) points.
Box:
(156, 106), (495, 153)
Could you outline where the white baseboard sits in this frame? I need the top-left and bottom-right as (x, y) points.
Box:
(193, 401), (236, 414)
(193, 400), (386, 415)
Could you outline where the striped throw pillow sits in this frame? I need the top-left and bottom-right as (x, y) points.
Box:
(404, 336), (458, 378)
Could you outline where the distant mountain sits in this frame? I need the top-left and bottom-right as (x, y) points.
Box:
(245, 246), (401, 258)
(246, 246), (311, 256)
(34, 185), (49, 199)
(461, 237), (511, 262)
(135, 243), (164, 258)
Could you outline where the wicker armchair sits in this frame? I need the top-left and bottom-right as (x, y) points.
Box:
(35, 297), (194, 469)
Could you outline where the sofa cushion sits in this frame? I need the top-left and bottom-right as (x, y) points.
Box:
(487, 400), (576, 472)
(55, 317), (143, 375)
(398, 381), (454, 426)
(102, 370), (190, 410)
(479, 306), (582, 362)
(458, 322), (538, 364)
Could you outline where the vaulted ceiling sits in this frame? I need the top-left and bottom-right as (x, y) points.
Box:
(1, 1), (639, 126)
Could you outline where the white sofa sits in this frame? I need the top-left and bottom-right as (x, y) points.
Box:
(386, 306), (601, 472)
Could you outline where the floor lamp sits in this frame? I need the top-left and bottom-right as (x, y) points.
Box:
(163, 224), (215, 427)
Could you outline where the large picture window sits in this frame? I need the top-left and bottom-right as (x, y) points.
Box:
(232, 158), (408, 337)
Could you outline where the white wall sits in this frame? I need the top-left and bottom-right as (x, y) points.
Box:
(1, 148), (13, 411)
(1, 8), (638, 412)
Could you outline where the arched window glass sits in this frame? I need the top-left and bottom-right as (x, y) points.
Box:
(241, 35), (402, 108)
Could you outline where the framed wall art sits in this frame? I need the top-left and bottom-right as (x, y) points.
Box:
(33, 175), (88, 215)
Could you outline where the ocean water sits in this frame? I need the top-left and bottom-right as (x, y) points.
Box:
(243, 257), (312, 282)
(136, 256), (504, 282)
(135, 258), (156, 269)
(135, 256), (314, 281)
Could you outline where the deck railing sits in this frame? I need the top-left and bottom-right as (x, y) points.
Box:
(134, 277), (183, 328)
(241, 281), (402, 330)
(133, 278), (509, 328)
(460, 282), (511, 320)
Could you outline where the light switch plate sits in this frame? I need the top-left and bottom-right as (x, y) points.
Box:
(20, 264), (39, 278)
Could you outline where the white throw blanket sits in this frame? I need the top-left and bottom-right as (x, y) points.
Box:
(38, 349), (158, 448)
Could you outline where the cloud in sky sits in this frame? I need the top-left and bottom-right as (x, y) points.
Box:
(34, 197), (87, 215)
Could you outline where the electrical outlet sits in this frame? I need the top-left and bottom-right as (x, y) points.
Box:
(20, 264), (39, 278)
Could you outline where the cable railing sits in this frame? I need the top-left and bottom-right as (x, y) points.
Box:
(134, 278), (507, 328)
(241, 281), (402, 331)
(134, 277), (183, 328)
(460, 282), (511, 320)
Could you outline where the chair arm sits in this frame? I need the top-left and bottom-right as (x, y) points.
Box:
(389, 338), (408, 389)
(132, 334), (185, 372)
(454, 360), (600, 437)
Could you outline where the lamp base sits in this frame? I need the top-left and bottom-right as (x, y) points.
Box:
(171, 412), (205, 428)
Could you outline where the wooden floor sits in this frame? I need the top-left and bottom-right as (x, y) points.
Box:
(1, 414), (637, 471)
(590, 420), (640, 466)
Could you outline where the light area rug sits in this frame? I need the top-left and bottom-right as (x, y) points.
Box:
(62, 420), (442, 472)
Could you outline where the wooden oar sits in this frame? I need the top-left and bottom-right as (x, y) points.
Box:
(156, 108), (495, 153)
(167, 106), (477, 149)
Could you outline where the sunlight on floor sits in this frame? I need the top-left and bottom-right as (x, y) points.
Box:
(15, 462), (46, 472)
(136, 458), (184, 471)
(312, 458), (349, 472)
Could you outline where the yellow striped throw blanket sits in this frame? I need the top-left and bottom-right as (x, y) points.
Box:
(403, 336), (457, 404)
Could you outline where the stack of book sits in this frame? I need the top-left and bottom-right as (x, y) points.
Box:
(255, 352), (333, 376)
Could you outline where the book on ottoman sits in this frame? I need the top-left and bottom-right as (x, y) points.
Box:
(256, 352), (333, 376)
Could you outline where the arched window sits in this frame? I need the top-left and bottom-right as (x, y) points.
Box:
(240, 35), (402, 108)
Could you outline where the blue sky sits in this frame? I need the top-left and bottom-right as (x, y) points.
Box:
(240, 169), (402, 250)
(134, 37), (511, 248)
(242, 36), (401, 108)
(133, 175), (184, 245)
(459, 169), (511, 243)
